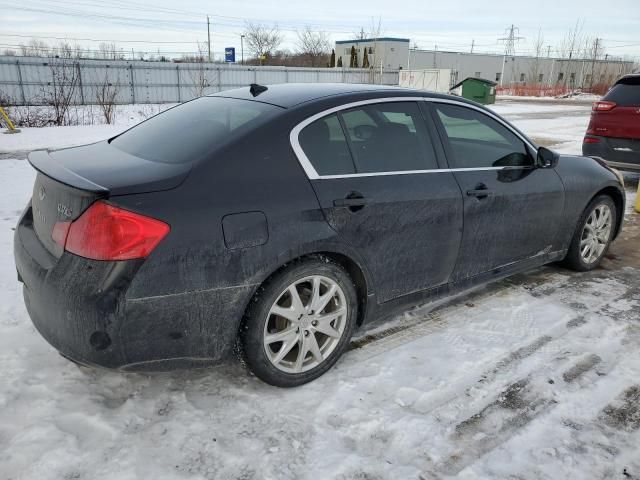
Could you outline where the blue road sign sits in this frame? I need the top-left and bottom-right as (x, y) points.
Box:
(225, 47), (236, 63)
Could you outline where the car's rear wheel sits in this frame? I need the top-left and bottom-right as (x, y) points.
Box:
(563, 195), (617, 271)
(239, 257), (357, 387)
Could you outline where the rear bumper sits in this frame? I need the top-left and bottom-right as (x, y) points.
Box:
(14, 206), (254, 371)
(583, 136), (640, 172)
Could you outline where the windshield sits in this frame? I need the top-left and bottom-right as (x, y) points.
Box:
(111, 97), (282, 164)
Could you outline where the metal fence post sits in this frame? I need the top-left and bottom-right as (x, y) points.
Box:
(176, 65), (181, 102)
(15, 60), (26, 106)
(129, 64), (136, 104)
(217, 66), (222, 92)
(76, 62), (85, 105)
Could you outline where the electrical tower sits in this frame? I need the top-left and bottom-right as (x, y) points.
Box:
(498, 24), (524, 86)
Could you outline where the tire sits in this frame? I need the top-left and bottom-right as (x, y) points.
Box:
(239, 256), (358, 387)
(562, 194), (617, 272)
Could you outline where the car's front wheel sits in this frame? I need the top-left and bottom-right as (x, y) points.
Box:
(563, 194), (617, 271)
(239, 257), (358, 387)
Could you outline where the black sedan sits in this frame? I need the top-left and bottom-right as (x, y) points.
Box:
(14, 83), (625, 387)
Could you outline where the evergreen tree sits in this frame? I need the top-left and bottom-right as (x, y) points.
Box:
(362, 47), (369, 68)
(349, 45), (356, 68)
(330, 49), (336, 67)
(337, 56), (343, 67)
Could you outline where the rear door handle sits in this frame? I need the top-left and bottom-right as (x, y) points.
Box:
(333, 197), (370, 207)
(466, 189), (494, 197)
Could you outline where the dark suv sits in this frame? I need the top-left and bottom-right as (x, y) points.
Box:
(14, 83), (624, 387)
(583, 74), (640, 171)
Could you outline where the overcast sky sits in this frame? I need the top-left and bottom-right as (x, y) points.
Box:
(1, 0), (639, 61)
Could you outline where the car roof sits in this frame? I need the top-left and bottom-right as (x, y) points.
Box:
(208, 82), (449, 108)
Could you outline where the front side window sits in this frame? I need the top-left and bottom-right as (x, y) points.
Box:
(433, 103), (532, 169)
(340, 102), (438, 173)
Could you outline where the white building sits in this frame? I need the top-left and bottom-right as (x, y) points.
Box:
(335, 38), (410, 70)
(335, 38), (636, 88)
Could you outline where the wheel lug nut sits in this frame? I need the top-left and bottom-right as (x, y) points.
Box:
(304, 330), (309, 336)
(312, 320), (318, 326)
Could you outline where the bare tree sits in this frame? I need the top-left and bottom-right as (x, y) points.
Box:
(19, 39), (50, 57)
(188, 42), (215, 97)
(243, 22), (282, 65)
(96, 42), (118, 60)
(42, 59), (79, 125)
(2, 49), (16, 56)
(557, 20), (586, 88)
(57, 41), (74, 59)
(528, 29), (545, 85)
(95, 72), (120, 124)
(296, 26), (331, 67)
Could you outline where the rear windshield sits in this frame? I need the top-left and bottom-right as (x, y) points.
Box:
(111, 97), (281, 164)
(603, 84), (640, 106)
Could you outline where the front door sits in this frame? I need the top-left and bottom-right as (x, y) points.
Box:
(295, 100), (463, 302)
(429, 102), (566, 280)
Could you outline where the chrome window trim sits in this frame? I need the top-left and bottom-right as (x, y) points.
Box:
(289, 96), (537, 180)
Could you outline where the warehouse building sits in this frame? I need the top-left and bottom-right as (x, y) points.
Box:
(335, 38), (635, 88)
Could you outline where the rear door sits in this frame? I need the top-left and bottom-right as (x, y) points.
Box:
(428, 101), (565, 280)
(293, 99), (463, 303)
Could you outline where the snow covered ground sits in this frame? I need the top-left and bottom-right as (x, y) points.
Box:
(1, 100), (639, 480)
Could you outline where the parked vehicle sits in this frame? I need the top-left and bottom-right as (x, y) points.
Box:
(583, 74), (640, 171)
(15, 83), (625, 387)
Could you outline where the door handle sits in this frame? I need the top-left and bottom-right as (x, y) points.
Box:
(466, 189), (494, 197)
(333, 192), (370, 212)
(333, 197), (370, 207)
(466, 183), (492, 199)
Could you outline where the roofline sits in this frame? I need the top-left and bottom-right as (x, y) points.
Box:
(336, 37), (410, 45)
(410, 48), (635, 64)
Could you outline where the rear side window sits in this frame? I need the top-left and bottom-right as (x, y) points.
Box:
(298, 114), (355, 176)
(604, 84), (640, 106)
(340, 102), (438, 173)
(111, 97), (280, 164)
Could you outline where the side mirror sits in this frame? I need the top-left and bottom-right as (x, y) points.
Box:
(537, 147), (559, 168)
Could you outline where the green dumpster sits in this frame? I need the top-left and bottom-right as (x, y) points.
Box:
(450, 77), (497, 105)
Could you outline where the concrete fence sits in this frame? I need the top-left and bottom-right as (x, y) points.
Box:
(0, 56), (400, 106)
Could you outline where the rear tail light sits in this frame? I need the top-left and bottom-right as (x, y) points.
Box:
(592, 101), (616, 112)
(53, 200), (170, 261)
(583, 136), (602, 144)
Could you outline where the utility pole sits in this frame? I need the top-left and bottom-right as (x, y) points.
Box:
(498, 24), (524, 85)
(471, 39), (475, 53)
(547, 45), (551, 58)
(433, 44), (437, 68)
(207, 15), (212, 62)
(240, 34), (245, 65)
(589, 37), (601, 89)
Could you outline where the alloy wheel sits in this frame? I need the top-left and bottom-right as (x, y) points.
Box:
(263, 275), (347, 373)
(580, 204), (613, 265)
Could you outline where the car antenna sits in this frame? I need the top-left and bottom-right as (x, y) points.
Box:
(249, 83), (268, 97)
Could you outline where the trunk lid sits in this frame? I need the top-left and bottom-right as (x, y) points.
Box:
(28, 142), (191, 258)
(30, 169), (103, 258)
